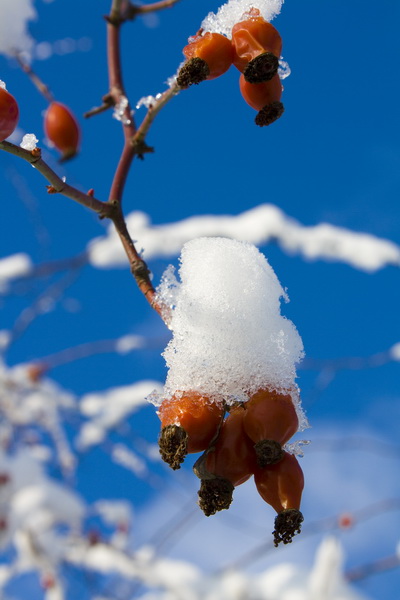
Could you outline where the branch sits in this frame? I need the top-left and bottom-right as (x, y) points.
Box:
(126, 0), (181, 18)
(0, 142), (106, 215)
(13, 53), (54, 103)
(132, 81), (181, 149)
(346, 554), (400, 582)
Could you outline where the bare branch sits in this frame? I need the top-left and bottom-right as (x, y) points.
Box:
(346, 554), (400, 582)
(13, 53), (54, 103)
(0, 142), (107, 215)
(126, 0), (181, 18)
(132, 80), (181, 148)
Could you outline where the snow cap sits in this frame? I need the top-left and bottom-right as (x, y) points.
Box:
(157, 237), (305, 426)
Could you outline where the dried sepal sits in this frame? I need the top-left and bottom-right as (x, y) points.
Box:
(255, 101), (284, 127)
(243, 51), (279, 83)
(177, 57), (210, 88)
(158, 424), (188, 470)
(273, 508), (303, 546)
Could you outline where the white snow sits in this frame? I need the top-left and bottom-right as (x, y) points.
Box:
(201, 0), (284, 37)
(77, 380), (163, 449)
(20, 133), (38, 150)
(113, 95), (132, 125)
(87, 204), (400, 273)
(156, 238), (306, 417)
(389, 342), (400, 361)
(115, 334), (145, 354)
(0, 0), (36, 56)
(0, 253), (32, 292)
(94, 500), (133, 527)
(111, 444), (148, 477)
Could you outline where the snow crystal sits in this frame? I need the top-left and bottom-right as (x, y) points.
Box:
(201, 0), (284, 38)
(0, 0), (36, 56)
(0, 81), (6, 90)
(157, 238), (306, 424)
(284, 439), (311, 457)
(113, 95), (132, 125)
(278, 59), (291, 79)
(136, 95), (156, 110)
(20, 133), (38, 151)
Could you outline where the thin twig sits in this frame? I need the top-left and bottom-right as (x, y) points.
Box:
(105, 1), (166, 315)
(126, 0), (181, 18)
(218, 498), (400, 573)
(13, 53), (54, 103)
(0, 142), (107, 215)
(6, 268), (82, 350)
(132, 81), (181, 148)
(346, 554), (400, 582)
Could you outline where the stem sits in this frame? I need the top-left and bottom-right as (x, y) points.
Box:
(132, 81), (181, 147)
(0, 142), (107, 215)
(106, 2), (165, 316)
(127, 0), (181, 17)
(14, 53), (54, 103)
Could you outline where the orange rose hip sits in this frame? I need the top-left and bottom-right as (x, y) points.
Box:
(232, 10), (282, 83)
(254, 451), (304, 546)
(158, 391), (223, 470)
(243, 388), (298, 466)
(44, 101), (80, 162)
(177, 32), (233, 87)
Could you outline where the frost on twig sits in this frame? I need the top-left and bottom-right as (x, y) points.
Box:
(113, 95), (132, 125)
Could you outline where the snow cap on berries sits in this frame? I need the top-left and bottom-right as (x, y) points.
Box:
(157, 237), (306, 428)
(202, 0), (284, 38)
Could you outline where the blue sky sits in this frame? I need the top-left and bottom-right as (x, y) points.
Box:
(1, 1), (400, 598)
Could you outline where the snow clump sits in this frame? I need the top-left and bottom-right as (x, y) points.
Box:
(157, 237), (306, 426)
(20, 133), (38, 150)
(201, 0), (284, 38)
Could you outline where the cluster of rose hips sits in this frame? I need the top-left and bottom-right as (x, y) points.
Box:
(0, 83), (80, 161)
(158, 388), (304, 547)
(177, 8), (285, 127)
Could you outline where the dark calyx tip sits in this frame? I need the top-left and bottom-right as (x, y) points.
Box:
(244, 52), (279, 83)
(176, 57), (210, 88)
(255, 101), (284, 127)
(254, 439), (284, 467)
(273, 509), (304, 547)
(198, 477), (234, 516)
(158, 424), (188, 470)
